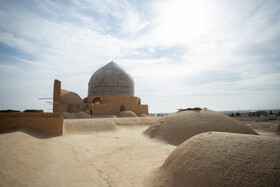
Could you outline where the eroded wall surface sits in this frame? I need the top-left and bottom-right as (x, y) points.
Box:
(0, 113), (63, 135)
(53, 79), (61, 113)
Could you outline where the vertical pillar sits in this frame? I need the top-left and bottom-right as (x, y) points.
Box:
(53, 79), (61, 113)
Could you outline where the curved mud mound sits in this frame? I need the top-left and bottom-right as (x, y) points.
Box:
(76, 111), (93, 118)
(119, 110), (137, 117)
(0, 131), (107, 186)
(144, 109), (258, 145)
(0, 132), (52, 186)
(110, 117), (161, 126)
(92, 115), (117, 118)
(61, 112), (72, 119)
(64, 119), (118, 134)
(139, 114), (148, 117)
(145, 132), (280, 187)
(61, 111), (93, 119)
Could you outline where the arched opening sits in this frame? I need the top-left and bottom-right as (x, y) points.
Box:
(138, 99), (141, 105)
(90, 110), (93, 115)
(120, 105), (126, 112)
(93, 97), (103, 104)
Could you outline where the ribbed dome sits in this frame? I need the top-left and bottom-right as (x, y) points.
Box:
(88, 61), (135, 96)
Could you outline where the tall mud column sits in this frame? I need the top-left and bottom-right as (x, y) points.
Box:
(53, 79), (61, 113)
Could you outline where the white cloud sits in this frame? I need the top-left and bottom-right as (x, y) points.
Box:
(0, 31), (37, 53)
(119, 9), (149, 36)
(0, 0), (279, 112)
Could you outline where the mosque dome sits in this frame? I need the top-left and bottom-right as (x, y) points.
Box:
(60, 89), (84, 104)
(88, 61), (135, 96)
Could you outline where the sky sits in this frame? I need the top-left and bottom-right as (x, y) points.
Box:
(0, 0), (280, 113)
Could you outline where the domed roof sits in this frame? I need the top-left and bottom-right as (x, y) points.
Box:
(88, 61), (135, 96)
(60, 89), (84, 104)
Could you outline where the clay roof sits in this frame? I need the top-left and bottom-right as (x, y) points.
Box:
(60, 89), (83, 105)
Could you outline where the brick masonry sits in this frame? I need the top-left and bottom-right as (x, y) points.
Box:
(0, 113), (64, 135)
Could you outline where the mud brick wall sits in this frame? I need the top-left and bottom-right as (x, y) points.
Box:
(0, 113), (63, 135)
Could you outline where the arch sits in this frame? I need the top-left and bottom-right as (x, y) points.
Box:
(120, 105), (126, 112)
(83, 98), (87, 103)
(93, 97), (103, 104)
(138, 99), (141, 105)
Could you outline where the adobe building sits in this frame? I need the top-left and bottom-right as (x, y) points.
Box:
(53, 61), (148, 116)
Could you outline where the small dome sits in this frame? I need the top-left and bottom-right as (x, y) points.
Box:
(144, 109), (258, 146)
(119, 110), (137, 117)
(60, 89), (83, 104)
(88, 61), (135, 96)
(139, 113), (148, 117)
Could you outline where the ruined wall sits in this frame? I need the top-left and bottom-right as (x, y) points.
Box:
(0, 113), (63, 135)
(87, 95), (148, 115)
(53, 79), (61, 113)
(139, 105), (149, 115)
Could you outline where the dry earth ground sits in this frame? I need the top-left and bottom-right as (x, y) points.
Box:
(0, 117), (175, 187)
(0, 116), (279, 186)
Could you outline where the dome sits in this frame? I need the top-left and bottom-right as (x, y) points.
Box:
(88, 61), (135, 96)
(60, 89), (83, 104)
(144, 109), (257, 146)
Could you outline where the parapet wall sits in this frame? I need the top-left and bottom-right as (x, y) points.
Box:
(0, 113), (63, 135)
(87, 95), (149, 115)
